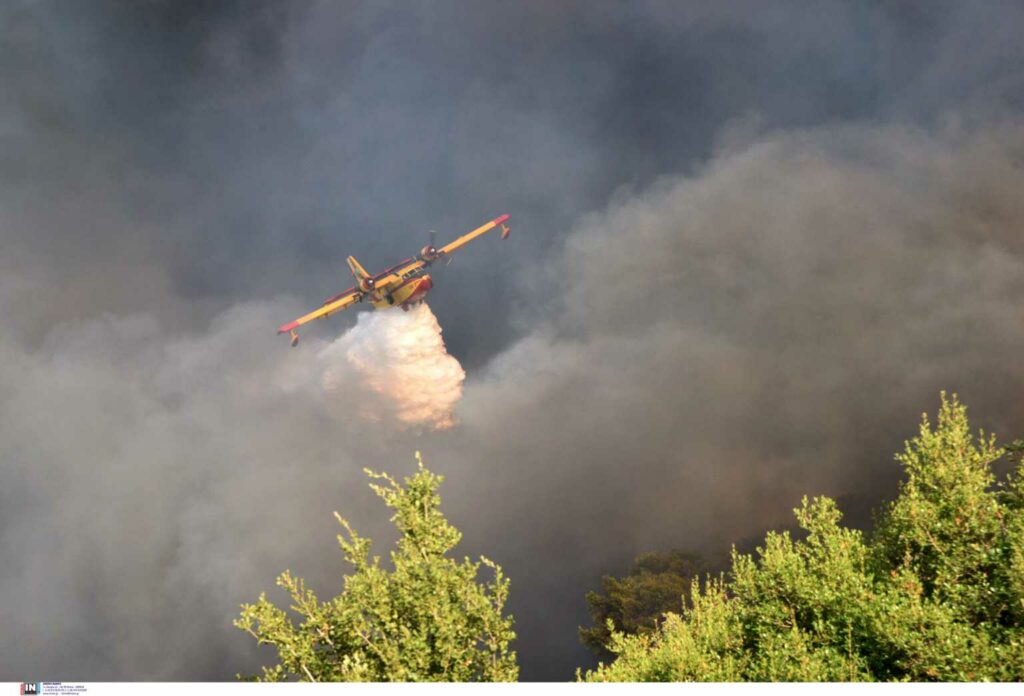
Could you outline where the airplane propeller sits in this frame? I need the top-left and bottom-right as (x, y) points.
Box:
(419, 230), (441, 262)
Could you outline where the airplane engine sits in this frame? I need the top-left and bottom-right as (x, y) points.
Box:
(359, 277), (376, 293)
(419, 244), (440, 262)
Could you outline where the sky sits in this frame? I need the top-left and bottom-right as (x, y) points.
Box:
(2, 0), (1024, 681)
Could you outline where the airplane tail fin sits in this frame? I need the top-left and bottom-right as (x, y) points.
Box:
(347, 255), (370, 282)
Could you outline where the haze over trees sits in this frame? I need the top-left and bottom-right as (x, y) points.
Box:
(235, 454), (518, 682)
(584, 394), (1024, 681)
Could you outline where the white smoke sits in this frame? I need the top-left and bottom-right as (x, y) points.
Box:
(319, 303), (465, 429)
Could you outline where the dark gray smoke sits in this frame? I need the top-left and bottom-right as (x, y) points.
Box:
(2, 0), (1024, 681)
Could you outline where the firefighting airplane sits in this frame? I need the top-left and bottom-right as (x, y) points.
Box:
(277, 214), (511, 346)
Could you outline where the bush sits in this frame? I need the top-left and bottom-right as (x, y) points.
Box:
(236, 453), (518, 681)
(584, 394), (1024, 681)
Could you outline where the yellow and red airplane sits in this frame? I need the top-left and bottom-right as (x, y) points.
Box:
(277, 214), (511, 346)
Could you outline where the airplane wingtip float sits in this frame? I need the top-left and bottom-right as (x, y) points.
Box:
(277, 214), (511, 347)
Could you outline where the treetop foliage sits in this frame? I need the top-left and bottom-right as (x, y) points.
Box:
(235, 452), (518, 682)
(580, 550), (706, 657)
(585, 393), (1024, 681)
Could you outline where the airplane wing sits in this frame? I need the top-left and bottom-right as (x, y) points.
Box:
(439, 214), (510, 256)
(371, 214), (511, 287)
(277, 287), (362, 336)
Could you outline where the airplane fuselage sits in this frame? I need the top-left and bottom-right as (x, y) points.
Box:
(370, 273), (434, 310)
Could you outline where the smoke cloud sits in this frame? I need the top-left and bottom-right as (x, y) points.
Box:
(3, 0), (1024, 683)
(322, 303), (465, 430)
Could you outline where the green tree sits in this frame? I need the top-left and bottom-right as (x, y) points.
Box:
(584, 394), (1024, 682)
(580, 550), (705, 657)
(235, 453), (518, 682)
